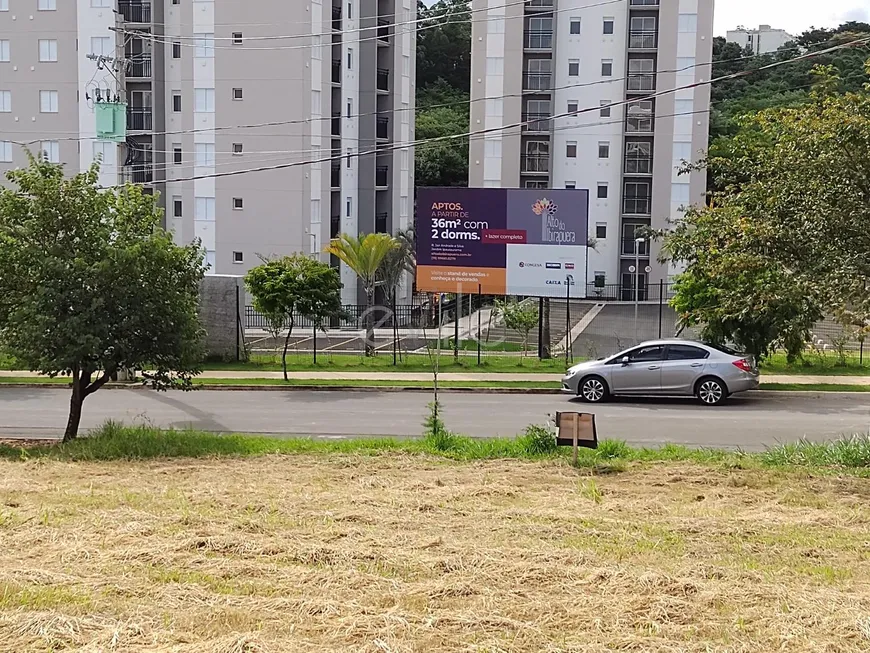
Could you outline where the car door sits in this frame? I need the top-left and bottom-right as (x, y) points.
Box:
(609, 344), (665, 394)
(660, 344), (710, 394)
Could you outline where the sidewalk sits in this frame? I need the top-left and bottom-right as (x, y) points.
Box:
(1, 370), (868, 385)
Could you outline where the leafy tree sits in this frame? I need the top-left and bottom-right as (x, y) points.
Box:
(416, 0), (471, 92)
(0, 156), (206, 441)
(415, 86), (469, 187)
(325, 233), (398, 356)
(378, 229), (416, 363)
(663, 64), (870, 360)
(245, 255), (343, 379)
(494, 299), (539, 357)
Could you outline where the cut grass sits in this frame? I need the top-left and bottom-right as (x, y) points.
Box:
(0, 432), (869, 651)
(761, 351), (869, 376)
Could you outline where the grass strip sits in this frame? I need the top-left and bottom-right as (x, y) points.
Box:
(2, 423), (868, 474)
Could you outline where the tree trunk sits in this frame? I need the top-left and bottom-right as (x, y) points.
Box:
(63, 369), (88, 442)
(365, 290), (375, 357)
(541, 298), (552, 359)
(391, 296), (398, 366)
(282, 319), (294, 381)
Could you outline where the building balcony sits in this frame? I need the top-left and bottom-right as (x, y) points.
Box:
(624, 157), (652, 174)
(120, 164), (153, 184)
(375, 166), (389, 188)
(521, 113), (551, 133)
(376, 115), (389, 140)
(119, 1), (151, 24)
(628, 31), (658, 50)
(331, 164), (341, 189)
(126, 57), (152, 79)
(621, 238), (650, 257)
(375, 212), (388, 233)
(377, 19), (391, 43)
(127, 107), (152, 131)
(332, 5), (341, 30)
(623, 198), (651, 215)
(626, 117), (654, 133)
(523, 72), (552, 92)
(629, 0), (659, 6)
(332, 60), (341, 84)
(524, 30), (553, 50)
(521, 154), (549, 173)
(376, 68), (390, 92)
(331, 114), (341, 137)
(627, 73), (655, 92)
(330, 215), (341, 238)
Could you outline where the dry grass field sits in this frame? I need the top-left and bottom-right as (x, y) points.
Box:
(1, 454), (869, 652)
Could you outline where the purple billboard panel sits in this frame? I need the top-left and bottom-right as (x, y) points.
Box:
(506, 189), (589, 246)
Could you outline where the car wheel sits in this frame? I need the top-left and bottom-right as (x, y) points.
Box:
(696, 377), (727, 406)
(579, 376), (609, 403)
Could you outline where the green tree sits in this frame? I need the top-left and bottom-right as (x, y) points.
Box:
(663, 64), (870, 360)
(0, 155), (206, 441)
(378, 229), (416, 363)
(325, 233), (398, 356)
(416, 0), (471, 92)
(245, 255), (343, 379)
(494, 299), (539, 357)
(415, 84), (469, 187)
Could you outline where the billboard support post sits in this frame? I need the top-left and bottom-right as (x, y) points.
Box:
(565, 276), (571, 367)
(454, 291), (461, 362)
(537, 297), (544, 360)
(477, 285), (482, 365)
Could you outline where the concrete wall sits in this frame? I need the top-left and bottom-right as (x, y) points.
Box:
(199, 274), (244, 361)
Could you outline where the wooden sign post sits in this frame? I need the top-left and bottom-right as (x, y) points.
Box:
(555, 412), (598, 465)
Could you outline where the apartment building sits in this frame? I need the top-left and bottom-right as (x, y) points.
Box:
(468, 0), (713, 296)
(0, 0), (415, 303)
(727, 25), (793, 55)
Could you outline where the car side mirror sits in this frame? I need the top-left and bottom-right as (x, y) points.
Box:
(621, 356), (630, 366)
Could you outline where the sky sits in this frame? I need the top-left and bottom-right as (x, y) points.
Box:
(713, 0), (870, 38)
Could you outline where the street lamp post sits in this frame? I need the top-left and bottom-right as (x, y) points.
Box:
(634, 236), (644, 344)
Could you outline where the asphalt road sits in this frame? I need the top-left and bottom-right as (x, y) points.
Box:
(1, 387), (869, 450)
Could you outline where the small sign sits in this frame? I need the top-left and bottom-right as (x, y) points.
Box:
(555, 412), (598, 463)
(645, 265), (652, 273)
(628, 265), (636, 273)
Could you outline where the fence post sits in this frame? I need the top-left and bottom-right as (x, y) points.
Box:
(658, 279), (664, 339)
(477, 284), (482, 366)
(537, 297), (544, 360)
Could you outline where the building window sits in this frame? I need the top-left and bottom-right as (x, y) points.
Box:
(347, 48), (353, 69)
(601, 60), (613, 76)
(90, 36), (112, 57)
(173, 145), (182, 164)
(232, 87), (243, 100)
(232, 32), (243, 45)
(0, 90), (10, 112)
(0, 140), (12, 162)
(346, 99), (352, 118)
(92, 0), (112, 5)
(671, 182), (691, 205)
(594, 271), (606, 287)
(566, 141), (577, 158)
(172, 42), (182, 59)
(346, 197), (352, 217)
(39, 141), (59, 163)
(524, 180), (547, 189)
(233, 251), (244, 264)
(600, 100), (611, 118)
(568, 59), (579, 77)
(172, 0), (179, 4)
(173, 197), (183, 218)
(598, 141), (610, 158)
(39, 90), (58, 113)
(38, 0), (56, 10)
(597, 183), (608, 199)
(347, 0), (352, 19)
(569, 18), (581, 34)
(194, 88), (215, 112)
(172, 92), (182, 112)
(565, 181), (576, 189)
(194, 143), (215, 167)
(194, 33), (214, 58)
(0, 0), (8, 9)
(675, 98), (694, 116)
(233, 197), (244, 210)
(38, 39), (58, 62)
(595, 223), (607, 239)
(195, 197), (216, 221)
(567, 101), (578, 114)
(0, 40), (8, 62)
(603, 18), (614, 34)
(678, 13), (698, 33)
(232, 143), (243, 155)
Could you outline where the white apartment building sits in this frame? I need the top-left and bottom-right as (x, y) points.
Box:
(0, 0), (415, 303)
(468, 0), (713, 296)
(726, 25), (794, 55)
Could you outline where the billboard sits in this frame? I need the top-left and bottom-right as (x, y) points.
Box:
(416, 188), (589, 298)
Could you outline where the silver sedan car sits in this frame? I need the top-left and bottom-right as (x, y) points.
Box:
(562, 340), (759, 405)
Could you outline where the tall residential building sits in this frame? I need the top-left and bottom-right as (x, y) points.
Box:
(0, 0), (415, 303)
(468, 0), (713, 294)
(726, 25), (793, 55)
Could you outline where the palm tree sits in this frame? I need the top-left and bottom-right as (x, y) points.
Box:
(379, 228), (416, 363)
(325, 233), (398, 356)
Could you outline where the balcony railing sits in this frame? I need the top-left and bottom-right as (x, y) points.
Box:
(629, 32), (658, 49)
(521, 154), (549, 173)
(623, 197), (652, 215)
(621, 238), (650, 256)
(630, 0), (659, 5)
(332, 60), (341, 83)
(375, 212), (388, 233)
(376, 116), (389, 140)
(331, 114), (341, 136)
(376, 68), (390, 91)
(626, 117), (654, 133)
(127, 58), (152, 79)
(522, 113), (551, 132)
(121, 164), (153, 184)
(377, 19), (391, 41)
(119, 1), (151, 24)
(523, 72), (552, 91)
(627, 73), (655, 91)
(375, 166), (389, 188)
(525, 0), (554, 7)
(127, 107), (152, 131)
(624, 157), (652, 174)
(331, 164), (340, 188)
(524, 30), (553, 50)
